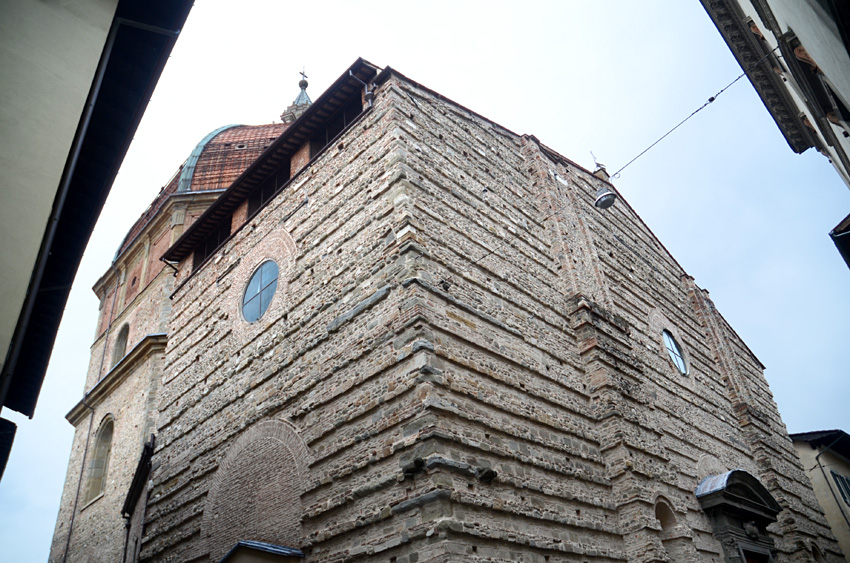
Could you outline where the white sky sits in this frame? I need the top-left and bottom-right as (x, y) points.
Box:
(2, 1), (849, 560)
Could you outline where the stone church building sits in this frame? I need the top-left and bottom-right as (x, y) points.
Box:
(49, 59), (844, 562)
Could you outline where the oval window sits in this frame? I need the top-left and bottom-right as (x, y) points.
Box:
(243, 261), (279, 322)
(662, 329), (688, 375)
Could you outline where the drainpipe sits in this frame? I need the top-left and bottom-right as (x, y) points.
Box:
(61, 397), (95, 563)
(348, 70), (375, 107)
(813, 435), (850, 533)
(122, 513), (131, 563)
(159, 257), (179, 276)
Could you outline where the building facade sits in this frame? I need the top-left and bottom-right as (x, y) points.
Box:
(52, 59), (843, 562)
(699, 0), (850, 266)
(792, 431), (850, 559)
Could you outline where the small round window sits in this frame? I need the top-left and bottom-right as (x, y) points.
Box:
(243, 261), (279, 322)
(662, 330), (688, 375)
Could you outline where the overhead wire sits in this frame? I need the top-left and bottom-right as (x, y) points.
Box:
(611, 45), (781, 179)
(458, 45), (781, 278)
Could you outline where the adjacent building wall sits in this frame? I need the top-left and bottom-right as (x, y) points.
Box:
(793, 438), (850, 557)
(0, 0), (119, 371)
(49, 202), (188, 562)
(49, 341), (165, 563)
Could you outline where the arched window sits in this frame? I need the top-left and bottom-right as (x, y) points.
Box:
(112, 324), (129, 367)
(84, 418), (114, 504)
(662, 329), (688, 375)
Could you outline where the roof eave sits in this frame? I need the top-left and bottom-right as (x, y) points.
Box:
(163, 58), (381, 263)
(829, 212), (850, 270)
(699, 0), (817, 154)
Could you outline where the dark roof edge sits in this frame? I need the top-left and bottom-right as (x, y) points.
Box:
(790, 429), (845, 441)
(699, 0), (816, 153)
(219, 540), (304, 562)
(790, 429), (850, 460)
(829, 211), (850, 270)
(163, 57), (381, 262)
(0, 0), (194, 419)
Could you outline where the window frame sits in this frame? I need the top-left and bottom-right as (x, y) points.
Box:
(241, 260), (279, 323)
(247, 166), (290, 219)
(192, 217), (233, 272)
(662, 329), (688, 375)
(831, 470), (850, 505)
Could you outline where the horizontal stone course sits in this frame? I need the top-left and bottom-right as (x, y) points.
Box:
(52, 67), (843, 563)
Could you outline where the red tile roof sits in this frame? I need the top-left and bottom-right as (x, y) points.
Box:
(114, 123), (287, 260)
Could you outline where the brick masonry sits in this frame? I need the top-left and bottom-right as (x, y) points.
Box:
(51, 66), (844, 563)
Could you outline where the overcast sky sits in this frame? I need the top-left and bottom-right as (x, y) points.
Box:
(2, 1), (849, 560)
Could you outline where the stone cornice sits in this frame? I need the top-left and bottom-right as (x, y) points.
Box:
(700, 0), (816, 153)
(67, 333), (167, 425)
(92, 190), (225, 296)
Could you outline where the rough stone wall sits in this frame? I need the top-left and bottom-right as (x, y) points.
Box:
(49, 349), (165, 563)
(688, 285), (842, 561)
(373, 78), (626, 561)
(142, 92), (409, 561)
(136, 71), (841, 563)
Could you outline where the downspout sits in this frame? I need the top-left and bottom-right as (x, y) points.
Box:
(813, 435), (850, 533)
(122, 512), (131, 563)
(348, 70), (375, 107)
(159, 257), (179, 276)
(61, 397), (95, 563)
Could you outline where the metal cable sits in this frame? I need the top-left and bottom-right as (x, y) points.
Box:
(611, 45), (781, 179)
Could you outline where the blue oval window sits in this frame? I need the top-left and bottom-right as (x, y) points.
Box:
(243, 261), (279, 322)
(662, 330), (687, 375)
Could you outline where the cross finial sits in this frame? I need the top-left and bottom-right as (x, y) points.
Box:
(300, 68), (308, 81)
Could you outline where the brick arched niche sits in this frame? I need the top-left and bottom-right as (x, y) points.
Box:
(202, 419), (311, 561)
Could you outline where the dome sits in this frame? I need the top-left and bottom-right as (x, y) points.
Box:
(177, 123), (287, 193)
(114, 123), (288, 260)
